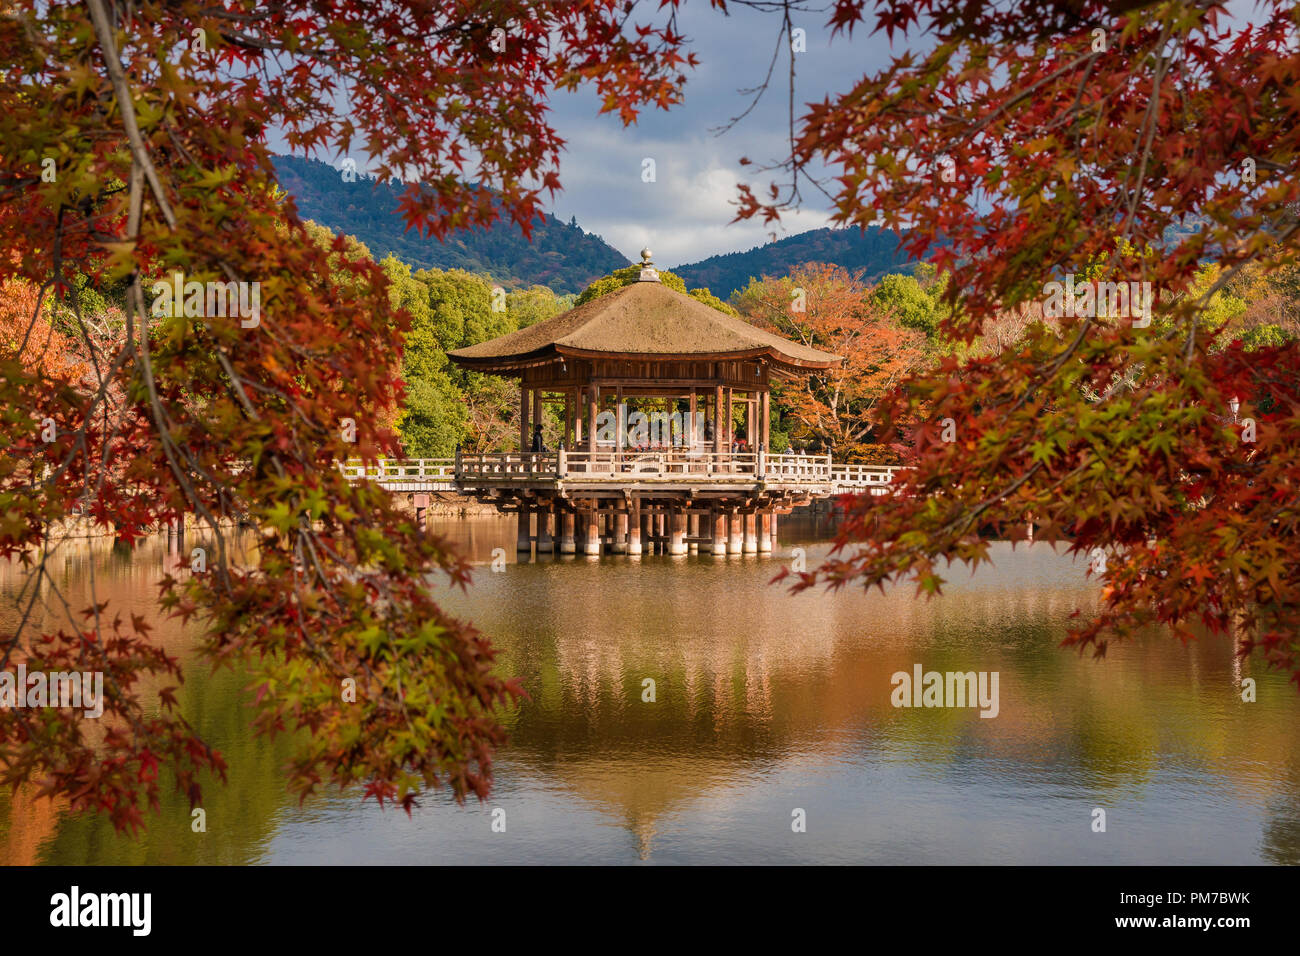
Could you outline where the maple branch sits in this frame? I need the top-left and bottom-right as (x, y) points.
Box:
(86, 0), (177, 230)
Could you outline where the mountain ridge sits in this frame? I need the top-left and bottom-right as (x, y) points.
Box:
(272, 155), (632, 294)
(273, 154), (916, 297)
(671, 227), (913, 298)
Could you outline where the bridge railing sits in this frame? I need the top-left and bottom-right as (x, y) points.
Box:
(339, 458), (456, 483)
(830, 463), (902, 486)
(764, 453), (833, 480)
(558, 450), (761, 477)
(455, 452), (558, 477)
(339, 453), (905, 490)
(454, 449), (876, 484)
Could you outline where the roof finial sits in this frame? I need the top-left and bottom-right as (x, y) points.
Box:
(638, 247), (659, 283)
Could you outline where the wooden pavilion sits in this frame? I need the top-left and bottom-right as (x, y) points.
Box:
(447, 249), (844, 557)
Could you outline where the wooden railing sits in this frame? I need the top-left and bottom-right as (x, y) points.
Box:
(830, 463), (902, 490)
(339, 453), (904, 491)
(453, 452), (556, 477)
(561, 450), (762, 477)
(338, 458), (457, 486)
(764, 453), (832, 481)
(456, 449), (780, 479)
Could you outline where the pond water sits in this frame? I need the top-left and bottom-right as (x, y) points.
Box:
(2, 516), (1297, 865)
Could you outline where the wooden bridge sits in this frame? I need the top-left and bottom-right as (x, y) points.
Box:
(340, 453), (901, 496)
(340, 453), (902, 556)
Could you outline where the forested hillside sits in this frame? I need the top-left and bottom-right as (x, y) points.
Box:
(272, 155), (632, 294)
(672, 226), (912, 299)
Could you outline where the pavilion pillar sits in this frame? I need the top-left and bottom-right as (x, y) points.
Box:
(743, 511), (758, 553)
(770, 512), (779, 550)
(725, 387), (733, 451)
(587, 385), (598, 454)
(537, 500), (554, 553)
(533, 389), (544, 449)
(627, 498), (642, 556)
(710, 507), (727, 555)
(520, 383), (530, 452)
(574, 388), (583, 447)
(616, 385), (625, 455)
(728, 507), (743, 554)
(585, 506), (601, 555)
(758, 510), (773, 552)
(669, 507), (687, 555)
(563, 391), (572, 449)
(761, 390), (770, 451)
(560, 509), (576, 554)
(688, 390), (698, 451)
(688, 512), (700, 552)
(613, 510), (628, 554)
(713, 384), (723, 457)
(516, 500), (532, 552)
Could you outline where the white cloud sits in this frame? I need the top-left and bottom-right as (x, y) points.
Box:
(272, 3), (899, 269)
(530, 3), (897, 266)
(544, 109), (836, 266)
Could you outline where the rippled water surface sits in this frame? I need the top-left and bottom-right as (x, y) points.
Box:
(2, 516), (1297, 864)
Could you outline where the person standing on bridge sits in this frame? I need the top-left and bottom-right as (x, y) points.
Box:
(530, 423), (546, 453)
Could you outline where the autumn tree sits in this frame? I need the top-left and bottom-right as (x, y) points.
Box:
(0, 277), (85, 381)
(1222, 258), (1300, 347)
(0, 0), (694, 829)
(736, 0), (1300, 682)
(733, 263), (928, 460)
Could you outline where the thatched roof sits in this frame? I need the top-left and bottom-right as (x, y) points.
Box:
(448, 279), (842, 374)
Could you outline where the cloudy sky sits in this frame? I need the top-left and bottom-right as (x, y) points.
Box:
(273, 3), (906, 268)
(537, 4), (901, 266)
(533, 0), (1263, 266)
(283, 1), (1265, 269)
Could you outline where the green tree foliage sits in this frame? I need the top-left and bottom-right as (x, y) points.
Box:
(1239, 324), (1293, 351)
(1219, 258), (1300, 350)
(687, 287), (738, 315)
(507, 285), (573, 328)
(870, 272), (943, 335)
(375, 260), (571, 456)
(400, 376), (469, 457)
(1186, 265), (1248, 344)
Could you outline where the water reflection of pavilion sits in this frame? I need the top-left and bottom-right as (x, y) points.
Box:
(5, 536), (1300, 863)
(458, 543), (1300, 861)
